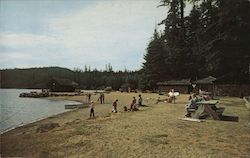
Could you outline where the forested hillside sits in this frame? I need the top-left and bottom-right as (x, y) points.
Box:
(0, 67), (140, 90)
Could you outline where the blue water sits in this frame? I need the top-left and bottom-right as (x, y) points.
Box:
(0, 89), (80, 134)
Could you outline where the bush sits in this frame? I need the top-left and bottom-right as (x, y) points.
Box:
(104, 86), (112, 92)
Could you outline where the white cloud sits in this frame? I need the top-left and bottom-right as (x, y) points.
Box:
(47, 0), (166, 58)
(0, 32), (58, 47)
(0, 0), (166, 70)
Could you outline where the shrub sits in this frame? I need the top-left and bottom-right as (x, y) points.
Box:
(104, 86), (112, 92)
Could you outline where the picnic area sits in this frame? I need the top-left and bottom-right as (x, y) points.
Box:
(1, 92), (249, 158)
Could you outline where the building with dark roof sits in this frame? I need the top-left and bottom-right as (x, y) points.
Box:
(157, 79), (192, 93)
(194, 76), (216, 94)
(195, 76), (216, 85)
(48, 77), (78, 92)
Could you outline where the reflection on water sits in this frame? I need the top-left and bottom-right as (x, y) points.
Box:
(0, 89), (80, 134)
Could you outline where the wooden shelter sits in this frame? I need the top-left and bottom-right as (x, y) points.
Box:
(48, 77), (78, 92)
(194, 76), (216, 94)
(157, 79), (192, 94)
(213, 74), (250, 97)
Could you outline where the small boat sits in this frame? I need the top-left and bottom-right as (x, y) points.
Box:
(64, 103), (86, 109)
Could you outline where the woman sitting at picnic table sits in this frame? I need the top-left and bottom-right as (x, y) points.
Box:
(185, 94), (198, 117)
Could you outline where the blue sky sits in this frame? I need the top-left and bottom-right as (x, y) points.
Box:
(0, 0), (170, 71)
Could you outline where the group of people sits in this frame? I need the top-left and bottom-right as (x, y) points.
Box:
(184, 93), (211, 117)
(98, 93), (105, 104)
(113, 94), (143, 113)
(89, 94), (143, 118)
(167, 89), (177, 103)
(87, 93), (105, 104)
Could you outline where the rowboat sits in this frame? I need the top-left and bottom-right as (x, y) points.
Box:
(64, 103), (86, 109)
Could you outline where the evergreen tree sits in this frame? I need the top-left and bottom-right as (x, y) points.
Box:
(161, 0), (191, 79)
(141, 29), (165, 90)
(148, 0), (250, 84)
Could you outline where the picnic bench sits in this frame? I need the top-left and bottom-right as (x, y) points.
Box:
(187, 100), (219, 113)
(196, 100), (225, 116)
(196, 100), (218, 105)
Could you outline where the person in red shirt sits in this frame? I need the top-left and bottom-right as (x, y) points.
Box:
(130, 97), (136, 110)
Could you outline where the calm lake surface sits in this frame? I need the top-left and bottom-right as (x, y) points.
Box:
(0, 89), (80, 134)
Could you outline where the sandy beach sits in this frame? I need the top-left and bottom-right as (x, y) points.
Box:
(1, 92), (250, 158)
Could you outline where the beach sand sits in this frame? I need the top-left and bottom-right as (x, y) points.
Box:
(1, 92), (250, 158)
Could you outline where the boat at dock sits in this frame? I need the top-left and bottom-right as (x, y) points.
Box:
(64, 103), (87, 109)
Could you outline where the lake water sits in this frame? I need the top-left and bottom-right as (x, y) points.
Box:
(0, 89), (80, 134)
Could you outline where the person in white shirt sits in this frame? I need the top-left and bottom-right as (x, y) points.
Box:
(168, 89), (175, 103)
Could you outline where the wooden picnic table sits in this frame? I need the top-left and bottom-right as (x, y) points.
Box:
(194, 100), (225, 120)
(196, 100), (218, 105)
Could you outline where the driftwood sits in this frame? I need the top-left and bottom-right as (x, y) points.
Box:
(179, 117), (205, 122)
(36, 123), (60, 133)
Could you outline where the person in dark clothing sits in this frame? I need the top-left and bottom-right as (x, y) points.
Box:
(89, 101), (95, 118)
(87, 94), (92, 103)
(102, 93), (105, 104)
(99, 93), (103, 104)
(138, 94), (142, 106)
(112, 99), (118, 113)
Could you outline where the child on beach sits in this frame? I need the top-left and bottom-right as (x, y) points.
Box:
(130, 97), (137, 110)
(138, 94), (142, 106)
(89, 101), (95, 118)
(112, 99), (118, 113)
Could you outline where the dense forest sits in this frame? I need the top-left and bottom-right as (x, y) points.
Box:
(1, 0), (249, 90)
(0, 67), (140, 90)
(141, 0), (250, 90)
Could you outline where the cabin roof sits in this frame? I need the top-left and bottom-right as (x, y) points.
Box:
(157, 79), (191, 86)
(51, 77), (78, 86)
(195, 76), (216, 84)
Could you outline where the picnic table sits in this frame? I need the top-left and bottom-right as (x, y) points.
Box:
(196, 100), (218, 106)
(194, 100), (226, 120)
(187, 100), (238, 122)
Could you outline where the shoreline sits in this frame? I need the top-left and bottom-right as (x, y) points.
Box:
(0, 97), (83, 135)
(0, 108), (78, 135)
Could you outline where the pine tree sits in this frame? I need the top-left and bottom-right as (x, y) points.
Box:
(141, 29), (165, 90)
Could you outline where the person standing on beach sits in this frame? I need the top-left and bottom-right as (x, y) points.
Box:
(89, 101), (95, 118)
(99, 93), (103, 104)
(112, 99), (118, 113)
(87, 94), (92, 103)
(102, 93), (105, 104)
